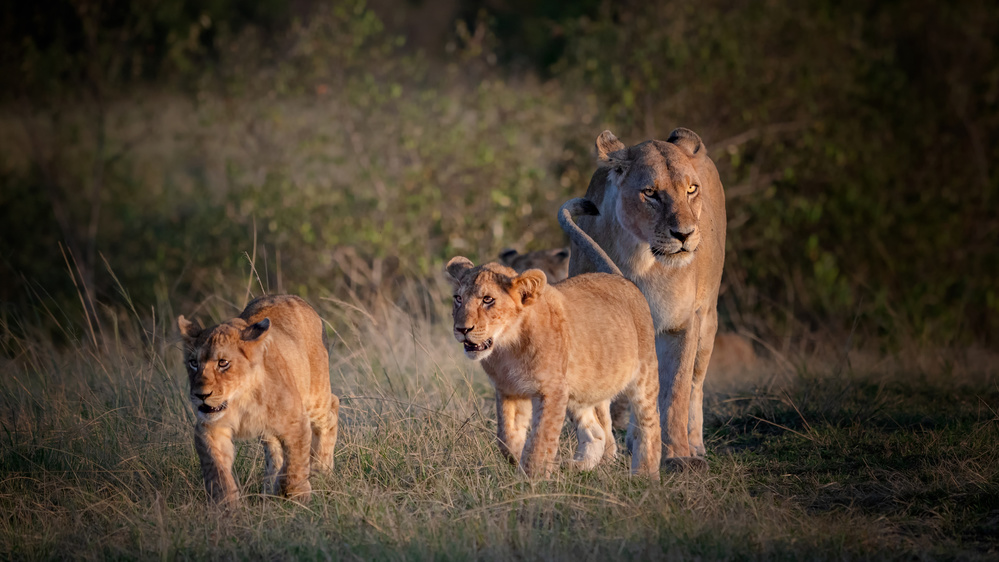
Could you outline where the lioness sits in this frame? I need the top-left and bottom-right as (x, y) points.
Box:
(498, 247), (570, 283)
(444, 256), (661, 479)
(560, 128), (726, 467)
(177, 295), (339, 504)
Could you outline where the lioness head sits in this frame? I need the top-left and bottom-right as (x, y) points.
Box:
(177, 315), (271, 422)
(597, 128), (707, 267)
(444, 257), (547, 361)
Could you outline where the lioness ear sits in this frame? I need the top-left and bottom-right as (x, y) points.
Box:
(512, 269), (547, 306)
(444, 256), (474, 288)
(498, 248), (518, 266)
(595, 130), (630, 176)
(241, 318), (270, 342)
(177, 315), (202, 342)
(667, 127), (705, 156)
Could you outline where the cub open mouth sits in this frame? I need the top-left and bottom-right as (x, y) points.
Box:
(463, 338), (493, 352)
(198, 401), (228, 414)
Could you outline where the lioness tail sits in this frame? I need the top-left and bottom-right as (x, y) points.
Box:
(558, 198), (622, 277)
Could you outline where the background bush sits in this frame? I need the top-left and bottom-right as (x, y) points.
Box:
(1, 0), (996, 347)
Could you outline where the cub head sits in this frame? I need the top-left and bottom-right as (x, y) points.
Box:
(498, 247), (570, 283)
(597, 128), (708, 267)
(443, 256), (547, 361)
(177, 314), (272, 423)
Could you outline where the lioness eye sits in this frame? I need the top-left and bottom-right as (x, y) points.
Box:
(483, 296), (495, 305)
(453, 295), (462, 305)
(187, 358), (198, 370)
(642, 188), (656, 198)
(218, 359), (230, 369)
(687, 184), (698, 194)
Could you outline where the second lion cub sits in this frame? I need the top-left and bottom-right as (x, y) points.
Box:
(445, 257), (661, 479)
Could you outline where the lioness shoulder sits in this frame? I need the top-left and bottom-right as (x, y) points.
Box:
(177, 294), (339, 504)
(444, 257), (661, 479)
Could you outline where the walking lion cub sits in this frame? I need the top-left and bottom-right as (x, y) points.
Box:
(445, 257), (661, 479)
(177, 295), (339, 504)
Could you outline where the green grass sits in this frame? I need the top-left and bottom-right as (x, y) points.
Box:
(1, 290), (996, 561)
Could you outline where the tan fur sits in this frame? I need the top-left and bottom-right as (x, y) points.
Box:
(444, 257), (661, 479)
(177, 295), (339, 504)
(503, 245), (753, 379)
(564, 128), (726, 466)
(498, 247), (570, 283)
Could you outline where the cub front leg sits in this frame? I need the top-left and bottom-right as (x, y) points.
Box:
(194, 424), (239, 505)
(262, 435), (285, 496)
(495, 391), (531, 465)
(310, 393), (340, 475)
(279, 415), (314, 501)
(520, 389), (569, 478)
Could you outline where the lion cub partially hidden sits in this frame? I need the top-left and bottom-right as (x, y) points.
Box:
(177, 295), (339, 504)
(445, 257), (661, 479)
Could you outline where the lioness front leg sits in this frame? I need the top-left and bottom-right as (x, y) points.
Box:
(688, 313), (717, 458)
(195, 425), (239, 505)
(656, 328), (697, 460)
(496, 392), (531, 465)
(520, 390), (569, 478)
(279, 416), (314, 501)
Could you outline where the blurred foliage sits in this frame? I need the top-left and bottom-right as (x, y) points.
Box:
(0, 0), (996, 347)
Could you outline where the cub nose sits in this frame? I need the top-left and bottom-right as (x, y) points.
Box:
(456, 326), (473, 335)
(194, 391), (212, 401)
(671, 228), (694, 242)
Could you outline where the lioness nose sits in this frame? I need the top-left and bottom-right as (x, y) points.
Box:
(671, 228), (694, 242)
(456, 326), (473, 335)
(194, 391), (212, 401)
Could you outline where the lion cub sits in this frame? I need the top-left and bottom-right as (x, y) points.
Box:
(445, 257), (661, 479)
(177, 295), (339, 504)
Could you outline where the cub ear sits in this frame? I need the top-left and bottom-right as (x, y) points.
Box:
(241, 318), (270, 342)
(512, 269), (547, 306)
(444, 256), (474, 288)
(550, 247), (570, 264)
(177, 315), (202, 342)
(498, 248), (518, 266)
(595, 130), (630, 176)
(667, 127), (705, 156)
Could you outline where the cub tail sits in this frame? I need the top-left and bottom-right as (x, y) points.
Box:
(558, 198), (622, 277)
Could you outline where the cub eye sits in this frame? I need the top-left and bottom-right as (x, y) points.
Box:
(187, 358), (198, 370)
(642, 187), (657, 198)
(453, 295), (462, 306)
(482, 296), (495, 305)
(687, 184), (698, 194)
(218, 359), (230, 369)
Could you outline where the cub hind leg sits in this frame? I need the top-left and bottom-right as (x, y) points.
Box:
(569, 401), (613, 471)
(310, 394), (340, 475)
(627, 362), (662, 479)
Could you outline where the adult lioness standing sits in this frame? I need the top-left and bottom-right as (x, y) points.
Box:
(560, 128), (726, 467)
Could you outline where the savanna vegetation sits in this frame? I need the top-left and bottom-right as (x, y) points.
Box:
(1, 0), (997, 559)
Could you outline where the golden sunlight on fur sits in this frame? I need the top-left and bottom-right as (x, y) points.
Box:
(561, 128), (726, 471)
(177, 295), (339, 504)
(444, 257), (661, 479)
